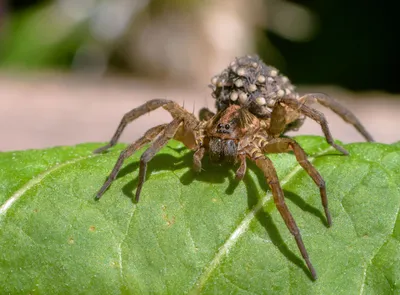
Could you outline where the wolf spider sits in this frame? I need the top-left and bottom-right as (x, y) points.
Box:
(93, 55), (373, 280)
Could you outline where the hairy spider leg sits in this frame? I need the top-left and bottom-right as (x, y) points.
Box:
(268, 100), (287, 136)
(135, 118), (182, 202)
(246, 145), (317, 280)
(95, 124), (167, 199)
(235, 154), (247, 180)
(276, 97), (349, 155)
(193, 147), (205, 173)
(260, 137), (331, 227)
(94, 99), (197, 154)
(94, 99), (202, 200)
(299, 93), (374, 142)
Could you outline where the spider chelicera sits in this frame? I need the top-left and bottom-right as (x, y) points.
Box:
(93, 55), (374, 279)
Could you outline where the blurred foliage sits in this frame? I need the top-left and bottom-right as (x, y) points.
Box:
(0, 4), (86, 69)
(0, 0), (398, 92)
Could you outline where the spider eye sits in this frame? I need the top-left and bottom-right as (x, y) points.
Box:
(225, 124), (230, 129)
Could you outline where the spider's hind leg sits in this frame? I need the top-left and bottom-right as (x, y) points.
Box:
(278, 97), (349, 155)
(299, 93), (374, 142)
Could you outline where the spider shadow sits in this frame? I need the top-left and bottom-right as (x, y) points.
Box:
(250, 161), (328, 227)
(116, 152), (192, 201)
(243, 161), (327, 280)
(179, 156), (241, 195)
(100, 147), (325, 278)
(105, 147), (239, 201)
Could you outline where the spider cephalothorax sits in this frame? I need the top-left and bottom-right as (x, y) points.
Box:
(93, 55), (374, 280)
(205, 104), (259, 163)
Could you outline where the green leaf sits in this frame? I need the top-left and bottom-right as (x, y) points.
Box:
(0, 136), (399, 294)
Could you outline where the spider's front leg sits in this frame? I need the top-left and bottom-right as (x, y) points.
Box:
(135, 118), (183, 202)
(235, 154), (247, 180)
(246, 145), (317, 280)
(94, 99), (197, 154)
(261, 137), (331, 226)
(95, 124), (167, 199)
(95, 99), (201, 201)
(96, 119), (184, 201)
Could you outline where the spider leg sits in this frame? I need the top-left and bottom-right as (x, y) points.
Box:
(94, 99), (198, 154)
(261, 137), (331, 227)
(235, 154), (247, 180)
(193, 147), (205, 172)
(247, 147), (317, 280)
(277, 97), (349, 155)
(95, 124), (167, 199)
(299, 93), (374, 142)
(136, 118), (182, 202)
(268, 100), (287, 136)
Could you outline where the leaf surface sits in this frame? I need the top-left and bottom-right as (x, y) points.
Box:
(0, 137), (399, 294)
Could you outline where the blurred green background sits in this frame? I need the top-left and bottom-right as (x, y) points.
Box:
(1, 0), (398, 92)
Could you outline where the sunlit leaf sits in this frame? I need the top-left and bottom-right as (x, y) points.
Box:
(0, 137), (399, 294)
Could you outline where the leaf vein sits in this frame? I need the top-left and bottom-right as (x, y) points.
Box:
(0, 154), (97, 222)
(189, 146), (335, 293)
(359, 171), (400, 295)
(221, 272), (253, 294)
(117, 206), (136, 281)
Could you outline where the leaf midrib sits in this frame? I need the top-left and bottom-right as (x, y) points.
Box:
(189, 146), (336, 294)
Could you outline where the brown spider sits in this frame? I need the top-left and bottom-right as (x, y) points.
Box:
(93, 55), (373, 280)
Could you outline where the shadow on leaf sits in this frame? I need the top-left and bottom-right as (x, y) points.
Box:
(97, 145), (323, 279)
(249, 159), (328, 226)
(180, 156), (240, 195)
(105, 150), (239, 200)
(284, 191), (327, 227)
(244, 161), (316, 280)
(117, 153), (192, 200)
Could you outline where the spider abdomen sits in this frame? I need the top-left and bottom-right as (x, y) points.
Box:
(210, 55), (299, 118)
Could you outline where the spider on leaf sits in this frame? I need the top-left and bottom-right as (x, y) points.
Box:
(93, 55), (374, 280)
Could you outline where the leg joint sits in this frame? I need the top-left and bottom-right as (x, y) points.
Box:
(140, 151), (152, 163)
(318, 179), (326, 189)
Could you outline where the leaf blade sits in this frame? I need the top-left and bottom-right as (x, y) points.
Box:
(0, 137), (399, 294)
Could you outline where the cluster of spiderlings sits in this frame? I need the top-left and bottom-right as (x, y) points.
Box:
(210, 55), (298, 117)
